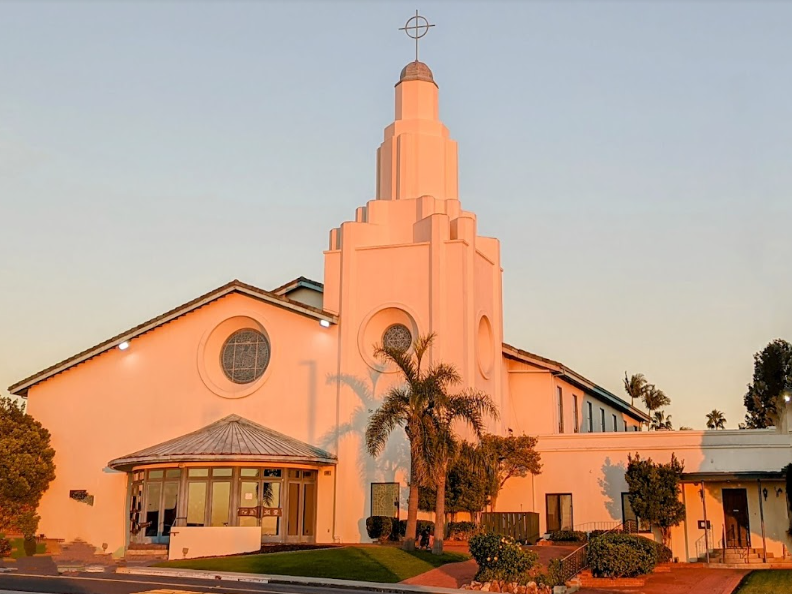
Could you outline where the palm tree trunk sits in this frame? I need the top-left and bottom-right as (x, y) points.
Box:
(402, 469), (419, 551)
(432, 473), (446, 555)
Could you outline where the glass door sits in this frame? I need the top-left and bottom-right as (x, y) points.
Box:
(285, 469), (317, 542)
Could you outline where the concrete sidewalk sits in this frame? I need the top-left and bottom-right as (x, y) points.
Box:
(118, 566), (465, 594)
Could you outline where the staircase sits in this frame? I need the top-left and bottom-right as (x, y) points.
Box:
(697, 548), (792, 566)
(125, 543), (168, 561)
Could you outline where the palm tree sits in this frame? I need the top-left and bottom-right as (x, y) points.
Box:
(365, 333), (457, 551)
(643, 385), (671, 413)
(623, 373), (648, 407)
(649, 410), (673, 431)
(424, 387), (498, 555)
(706, 409), (727, 430)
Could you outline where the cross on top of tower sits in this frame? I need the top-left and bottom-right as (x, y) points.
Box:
(399, 10), (435, 62)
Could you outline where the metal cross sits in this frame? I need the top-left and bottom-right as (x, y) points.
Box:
(399, 10), (435, 62)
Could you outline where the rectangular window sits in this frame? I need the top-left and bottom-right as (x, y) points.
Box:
(621, 493), (651, 533)
(238, 481), (259, 527)
(600, 408), (605, 432)
(546, 493), (573, 532)
(186, 482), (207, 526)
(371, 483), (400, 518)
(573, 395), (579, 433)
(587, 402), (593, 432)
(612, 414), (617, 432)
(557, 387), (564, 433)
(210, 481), (231, 526)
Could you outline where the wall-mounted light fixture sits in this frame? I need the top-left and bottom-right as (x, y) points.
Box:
(763, 488), (769, 501)
(118, 341), (130, 350)
(319, 320), (331, 328)
(777, 488), (784, 498)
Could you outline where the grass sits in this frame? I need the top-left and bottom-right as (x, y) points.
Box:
(0, 534), (47, 559)
(157, 545), (469, 583)
(734, 570), (792, 594)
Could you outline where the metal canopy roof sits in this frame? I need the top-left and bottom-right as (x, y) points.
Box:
(108, 414), (337, 470)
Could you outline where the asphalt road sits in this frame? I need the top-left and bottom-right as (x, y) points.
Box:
(0, 573), (386, 594)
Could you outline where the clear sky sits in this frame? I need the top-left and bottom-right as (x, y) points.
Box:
(1, 1), (790, 430)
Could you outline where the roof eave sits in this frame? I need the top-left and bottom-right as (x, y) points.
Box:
(9, 280), (338, 396)
(108, 453), (338, 472)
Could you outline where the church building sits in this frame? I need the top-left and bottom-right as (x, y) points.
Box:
(10, 57), (792, 565)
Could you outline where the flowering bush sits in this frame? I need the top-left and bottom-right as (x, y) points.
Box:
(469, 532), (539, 584)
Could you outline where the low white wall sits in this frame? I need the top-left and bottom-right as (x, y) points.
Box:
(168, 526), (261, 560)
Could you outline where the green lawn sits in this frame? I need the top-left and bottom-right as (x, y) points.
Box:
(157, 545), (469, 583)
(0, 535), (47, 559)
(735, 570), (792, 594)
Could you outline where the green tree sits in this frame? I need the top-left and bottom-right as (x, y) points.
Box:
(623, 373), (649, 407)
(422, 381), (497, 555)
(0, 398), (56, 533)
(625, 453), (685, 546)
(365, 334), (442, 551)
(418, 442), (492, 517)
(743, 339), (792, 429)
(705, 409), (726, 430)
(649, 410), (673, 431)
(643, 385), (671, 413)
(479, 432), (542, 511)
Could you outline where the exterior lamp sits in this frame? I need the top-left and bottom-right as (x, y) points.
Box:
(319, 320), (331, 328)
(118, 341), (130, 351)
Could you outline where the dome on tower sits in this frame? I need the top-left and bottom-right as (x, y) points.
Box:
(399, 61), (435, 84)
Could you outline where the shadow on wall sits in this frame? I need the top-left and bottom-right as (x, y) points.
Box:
(598, 457), (627, 521)
(321, 370), (410, 540)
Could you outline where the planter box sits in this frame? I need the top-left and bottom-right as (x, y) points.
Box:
(579, 576), (647, 588)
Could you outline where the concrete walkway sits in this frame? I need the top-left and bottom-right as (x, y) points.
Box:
(578, 565), (749, 594)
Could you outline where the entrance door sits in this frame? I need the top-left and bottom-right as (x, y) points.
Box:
(722, 488), (750, 548)
(285, 470), (317, 542)
(141, 480), (179, 544)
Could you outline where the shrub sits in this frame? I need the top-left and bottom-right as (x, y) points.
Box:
(546, 558), (564, 587)
(365, 516), (393, 542)
(651, 540), (673, 563)
(588, 529), (623, 540)
(23, 536), (37, 557)
(0, 538), (11, 558)
(469, 532), (539, 584)
(397, 519), (434, 540)
(548, 530), (586, 542)
(587, 533), (657, 577)
(446, 521), (479, 541)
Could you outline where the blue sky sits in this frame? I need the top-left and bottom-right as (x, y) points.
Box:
(1, 1), (790, 429)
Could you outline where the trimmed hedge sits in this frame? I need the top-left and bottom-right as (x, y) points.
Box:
(365, 516), (394, 541)
(587, 533), (659, 577)
(469, 532), (539, 585)
(397, 519), (434, 540)
(547, 530), (587, 542)
(446, 521), (479, 541)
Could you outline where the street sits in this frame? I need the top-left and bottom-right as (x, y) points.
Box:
(0, 573), (389, 594)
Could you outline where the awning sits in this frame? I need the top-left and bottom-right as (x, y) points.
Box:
(108, 414), (337, 470)
(681, 471), (785, 483)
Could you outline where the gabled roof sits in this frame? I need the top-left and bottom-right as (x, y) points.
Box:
(502, 343), (650, 422)
(108, 414), (337, 470)
(9, 279), (338, 397)
(271, 276), (324, 296)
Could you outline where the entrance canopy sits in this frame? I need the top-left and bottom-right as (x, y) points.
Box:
(681, 471), (784, 483)
(108, 414), (337, 470)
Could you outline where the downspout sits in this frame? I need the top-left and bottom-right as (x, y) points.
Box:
(758, 479), (767, 562)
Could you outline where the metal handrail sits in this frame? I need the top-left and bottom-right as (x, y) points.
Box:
(558, 522), (624, 583)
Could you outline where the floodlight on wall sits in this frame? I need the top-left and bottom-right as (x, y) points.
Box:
(763, 488), (768, 501)
(118, 341), (130, 351)
(783, 387), (792, 403)
(320, 320), (331, 328)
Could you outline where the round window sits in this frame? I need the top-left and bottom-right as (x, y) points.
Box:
(382, 323), (412, 353)
(221, 329), (271, 384)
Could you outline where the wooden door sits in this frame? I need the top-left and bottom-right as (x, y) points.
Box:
(722, 488), (750, 548)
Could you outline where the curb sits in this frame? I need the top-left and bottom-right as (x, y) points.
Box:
(117, 566), (464, 594)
